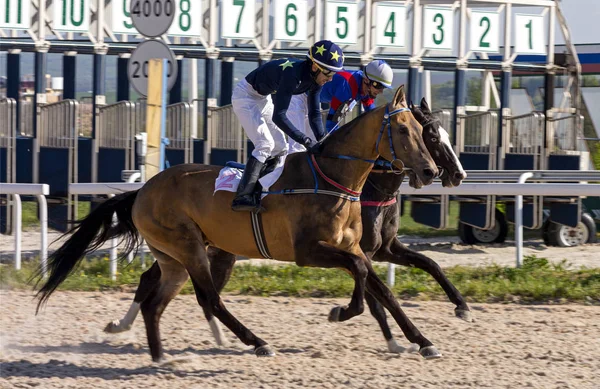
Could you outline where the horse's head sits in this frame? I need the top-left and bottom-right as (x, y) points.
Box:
(410, 98), (467, 187)
(379, 86), (437, 188)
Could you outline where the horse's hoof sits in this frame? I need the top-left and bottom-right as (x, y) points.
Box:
(255, 345), (276, 357)
(455, 308), (474, 323)
(419, 345), (442, 360)
(328, 306), (343, 322)
(104, 320), (130, 334)
(387, 339), (420, 354)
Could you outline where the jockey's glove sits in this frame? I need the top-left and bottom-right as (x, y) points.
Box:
(304, 138), (323, 154)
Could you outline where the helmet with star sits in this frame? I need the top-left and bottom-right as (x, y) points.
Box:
(307, 40), (344, 73)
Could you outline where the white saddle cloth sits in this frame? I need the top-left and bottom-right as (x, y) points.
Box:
(213, 155), (287, 198)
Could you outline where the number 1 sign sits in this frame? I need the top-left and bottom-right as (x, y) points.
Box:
(514, 14), (546, 55)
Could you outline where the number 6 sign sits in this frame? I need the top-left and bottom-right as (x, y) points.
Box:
(274, 0), (307, 42)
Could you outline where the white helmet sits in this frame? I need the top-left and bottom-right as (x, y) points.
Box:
(364, 60), (393, 89)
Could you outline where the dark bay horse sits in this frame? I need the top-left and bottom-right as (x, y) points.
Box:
(35, 86), (441, 362)
(105, 98), (472, 354)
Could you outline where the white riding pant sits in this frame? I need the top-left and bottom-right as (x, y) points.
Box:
(286, 94), (313, 154)
(232, 79), (288, 163)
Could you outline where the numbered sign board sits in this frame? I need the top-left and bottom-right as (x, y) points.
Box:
(274, 0), (307, 42)
(514, 14), (546, 55)
(168, 0), (202, 37)
(375, 2), (407, 48)
(112, 0), (136, 34)
(221, 0), (255, 39)
(128, 39), (178, 96)
(423, 6), (454, 51)
(1, 0), (31, 29)
(131, 0), (175, 38)
(325, 1), (358, 45)
(53, 0), (90, 32)
(470, 11), (499, 53)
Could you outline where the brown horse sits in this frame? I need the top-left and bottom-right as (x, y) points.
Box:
(35, 86), (440, 362)
(105, 98), (471, 353)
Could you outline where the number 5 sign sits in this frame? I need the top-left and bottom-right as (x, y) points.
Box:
(470, 11), (499, 53)
(221, 0), (255, 39)
(325, 1), (358, 45)
(274, 0), (307, 42)
(423, 6), (454, 51)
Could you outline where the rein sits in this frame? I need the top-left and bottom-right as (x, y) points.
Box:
(262, 105), (412, 202)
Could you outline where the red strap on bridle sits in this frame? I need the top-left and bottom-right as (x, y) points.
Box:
(311, 154), (361, 197)
(360, 198), (397, 207)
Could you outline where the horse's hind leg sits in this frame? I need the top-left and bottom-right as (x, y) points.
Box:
(364, 262), (442, 359)
(140, 245), (190, 362)
(182, 242), (274, 357)
(364, 292), (417, 353)
(203, 247), (237, 346)
(380, 239), (472, 322)
(104, 260), (161, 333)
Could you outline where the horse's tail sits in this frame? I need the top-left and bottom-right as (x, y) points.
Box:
(34, 190), (141, 313)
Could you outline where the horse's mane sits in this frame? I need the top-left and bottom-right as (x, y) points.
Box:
(322, 104), (387, 146)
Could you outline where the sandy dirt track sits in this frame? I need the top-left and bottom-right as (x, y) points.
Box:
(1, 290), (599, 389)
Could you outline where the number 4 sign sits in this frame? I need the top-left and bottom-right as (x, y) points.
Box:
(375, 3), (407, 48)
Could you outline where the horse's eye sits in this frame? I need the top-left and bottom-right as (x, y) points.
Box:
(398, 125), (408, 134)
(430, 137), (438, 143)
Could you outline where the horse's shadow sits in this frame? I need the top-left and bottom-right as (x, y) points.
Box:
(0, 359), (232, 379)
(405, 243), (486, 255)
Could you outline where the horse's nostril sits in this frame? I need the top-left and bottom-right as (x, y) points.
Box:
(423, 168), (435, 179)
(455, 171), (466, 180)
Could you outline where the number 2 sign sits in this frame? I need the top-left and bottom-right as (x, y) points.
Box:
(470, 11), (499, 53)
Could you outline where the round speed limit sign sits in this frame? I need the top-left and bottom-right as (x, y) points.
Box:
(128, 39), (178, 96)
(130, 0), (176, 38)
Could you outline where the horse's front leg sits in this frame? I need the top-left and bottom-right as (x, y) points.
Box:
(380, 238), (473, 322)
(296, 241), (368, 322)
(364, 262), (442, 359)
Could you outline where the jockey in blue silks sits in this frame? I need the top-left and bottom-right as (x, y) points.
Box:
(287, 59), (394, 154)
(230, 40), (345, 213)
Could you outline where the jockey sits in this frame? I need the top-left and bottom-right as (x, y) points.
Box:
(287, 59), (394, 153)
(231, 40), (345, 213)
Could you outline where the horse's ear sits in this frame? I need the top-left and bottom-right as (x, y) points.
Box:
(420, 97), (431, 114)
(392, 85), (407, 108)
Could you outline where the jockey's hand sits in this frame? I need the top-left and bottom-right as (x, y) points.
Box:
(304, 138), (322, 154)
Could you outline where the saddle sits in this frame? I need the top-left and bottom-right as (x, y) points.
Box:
(226, 155), (281, 198)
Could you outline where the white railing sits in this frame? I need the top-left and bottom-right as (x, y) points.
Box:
(0, 184), (49, 275)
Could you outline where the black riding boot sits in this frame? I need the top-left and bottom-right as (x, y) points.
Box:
(231, 156), (266, 213)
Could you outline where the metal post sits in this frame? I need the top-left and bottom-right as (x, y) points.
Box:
(220, 59), (234, 106)
(7, 50), (21, 135)
(453, 68), (467, 145)
(204, 57), (217, 136)
(117, 53), (131, 102)
(63, 51), (77, 99)
(498, 69), (511, 169)
(13, 194), (22, 270)
(515, 172), (534, 267)
(408, 66), (420, 105)
(37, 194), (48, 277)
(169, 58), (184, 104)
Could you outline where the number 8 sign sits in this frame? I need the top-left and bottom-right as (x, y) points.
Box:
(274, 0), (307, 42)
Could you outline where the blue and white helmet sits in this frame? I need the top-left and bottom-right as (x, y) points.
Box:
(365, 60), (393, 89)
(307, 40), (344, 73)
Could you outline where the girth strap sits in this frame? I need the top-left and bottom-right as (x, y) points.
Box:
(250, 212), (272, 259)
